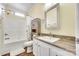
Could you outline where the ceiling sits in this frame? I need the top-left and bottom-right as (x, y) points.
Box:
(1, 3), (34, 14)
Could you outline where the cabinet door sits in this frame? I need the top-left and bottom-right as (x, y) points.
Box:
(50, 46), (63, 56)
(38, 45), (50, 56)
(50, 49), (62, 56)
(37, 40), (50, 56)
(50, 48), (57, 56)
(49, 46), (73, 56)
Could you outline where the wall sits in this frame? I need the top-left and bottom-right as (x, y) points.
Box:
(27, 3), (45, 19)
(76, 4), (79, 38)
(28, 3), (75, 36)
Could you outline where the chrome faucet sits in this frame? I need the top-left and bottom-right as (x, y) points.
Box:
(49, 31), (52, 39)
(49, 31), (52, 36)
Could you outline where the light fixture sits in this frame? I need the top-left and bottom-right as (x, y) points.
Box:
(15, 12), (25, 17)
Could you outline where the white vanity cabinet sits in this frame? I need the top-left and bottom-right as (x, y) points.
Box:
(33, 37), (74, 56)
(33, 38), (50, 56)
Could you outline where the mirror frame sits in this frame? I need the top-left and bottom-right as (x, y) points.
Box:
(45, 3), (60, 29)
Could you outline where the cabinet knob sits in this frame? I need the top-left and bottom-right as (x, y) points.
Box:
(5, 33), (8, 36)
(38, 45), (40, 46)
(5, 38), (10, 40)
(56, 55), (58, 56)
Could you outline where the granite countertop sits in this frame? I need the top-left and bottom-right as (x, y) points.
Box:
(51, 38), (75, 54)
(34, 35), (75, 55)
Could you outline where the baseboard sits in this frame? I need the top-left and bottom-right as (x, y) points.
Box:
(1, 51), (10, 56)
(10, 48), (25, 56)
(2, 53), (10, 56)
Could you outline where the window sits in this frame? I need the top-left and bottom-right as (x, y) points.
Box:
(15, 12), (25, 17)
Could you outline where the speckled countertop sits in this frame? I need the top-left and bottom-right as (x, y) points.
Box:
(34, 35), (75, 55)
(51, 38), (75, 54)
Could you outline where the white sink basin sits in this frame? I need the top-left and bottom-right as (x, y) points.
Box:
(37, 36), (60, 43)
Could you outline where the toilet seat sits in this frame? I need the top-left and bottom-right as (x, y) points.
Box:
(24, 40), (33, 47)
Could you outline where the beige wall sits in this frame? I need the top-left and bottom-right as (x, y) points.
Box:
(27, 3), (45, 19)
(28, 3), (75, 36)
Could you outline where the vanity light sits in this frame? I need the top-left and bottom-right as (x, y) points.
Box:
(15, 12), (25, 17)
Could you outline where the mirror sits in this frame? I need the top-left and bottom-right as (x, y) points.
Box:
(45, 3), (59, 29)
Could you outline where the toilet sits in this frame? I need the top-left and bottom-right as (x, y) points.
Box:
(24, 40), (33, 53)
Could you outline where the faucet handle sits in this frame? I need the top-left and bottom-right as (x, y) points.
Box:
(49, 32), (52, 35)
(5, 33), (8, 36)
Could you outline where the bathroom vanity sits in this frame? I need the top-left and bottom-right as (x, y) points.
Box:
(33, 36), (75, 56)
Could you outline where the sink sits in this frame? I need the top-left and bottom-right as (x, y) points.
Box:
(36, 36), (60, 43)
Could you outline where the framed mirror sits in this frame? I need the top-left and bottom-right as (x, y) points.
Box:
(45, 3), (60, 29)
